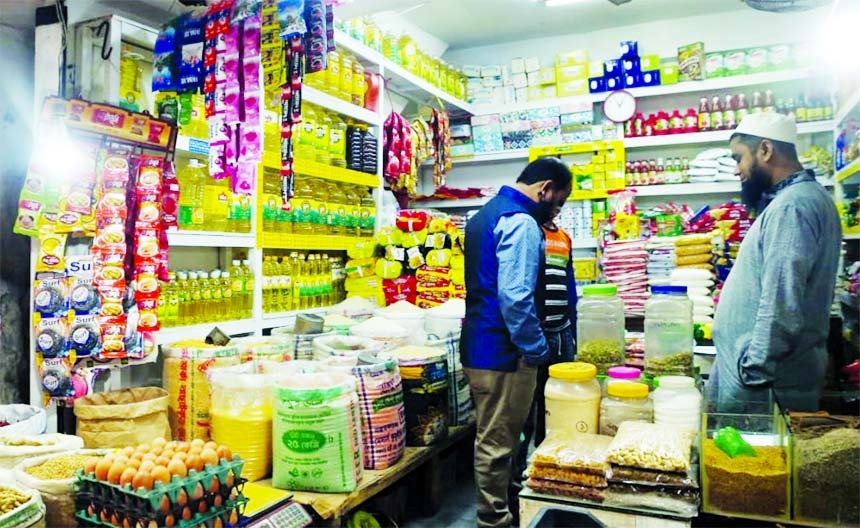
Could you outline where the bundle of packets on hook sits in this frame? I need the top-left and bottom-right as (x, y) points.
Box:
(14, 98), (176, 402)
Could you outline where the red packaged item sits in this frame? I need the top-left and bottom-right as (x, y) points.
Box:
(136, 155), (164, 193)
(99, 315), (126, 358)
(97, 283), (125, 317)
(135, 261), (160, 301)
(158, 229), (170, 282)
(135, 190), (162, 230)
(161, 161), (179, 228)
(136, 298), (160, 332)
(382, 275), (418, 305)
(92, 224), (127, 253)
(134, 229), (160, 262)
(395, 210), (430, 232)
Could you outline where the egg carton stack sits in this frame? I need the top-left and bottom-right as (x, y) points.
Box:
(686, 148), (737, 183)
(602, 240), (648, 315)
(645, 237), (677, 288)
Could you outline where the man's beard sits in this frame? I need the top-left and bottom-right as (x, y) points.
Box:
(740, 161), (771, 214)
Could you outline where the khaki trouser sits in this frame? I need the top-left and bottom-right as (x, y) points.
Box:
(465, 359), (538, 528)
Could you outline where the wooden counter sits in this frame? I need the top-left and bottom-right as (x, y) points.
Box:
(251, 423), (475, 523)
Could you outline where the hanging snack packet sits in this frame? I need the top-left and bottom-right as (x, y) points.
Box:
(36, 228), (67, 273)
(178, 12), (205, 91)
(99, 315), (127, 358)
(303, 0), (326, 74)
(277, 0), (306, 39)
(161, 161), (179, 228)
(152, 20), (179, 92)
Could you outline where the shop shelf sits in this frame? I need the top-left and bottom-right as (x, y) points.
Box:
(303, 85), (379, 124)
(333, 30), (473, 114)
(571, 238), (598, 249)
(414, 197), (490, 209)
(835, 158), (860, 183)
(472, 68), (819, 116)
(261, 155), (380, 187)
(74, 353), (159, 371)
(260, 233), (370, 250)
(155, 319), (257, 345)
(446, 149), (530, 165)
(834, 86), (860, 126)
(624, 120), (834, 150)
(631, 181), (741, 197)
(261, 307), (329, 330)
(174, 135), (209, 157)
(167, 230), (256, 248)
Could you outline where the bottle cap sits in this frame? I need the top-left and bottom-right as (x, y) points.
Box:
(582, 284), (618, 296)
(549, 362), (597, 382)
(607, 381), (649, 399)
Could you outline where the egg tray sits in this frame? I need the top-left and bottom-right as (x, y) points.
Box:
(74, 496), (247, 528)
(75, 457), (246, 514)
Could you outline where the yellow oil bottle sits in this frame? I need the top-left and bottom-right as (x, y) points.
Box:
(263, 109), (280, 155)
(262, 256), (274, 313)
(200, 271), (213, 322)
(242, 259), (254, 317)
(262, 169), (280, 234)
(279, 255), (292, 313)
(175, 271), (188, 326)
(204, 177), (229, 232)
(177, 159), (207, 230)
(327, 182), (347, 236)
(315, 112), (332, 165)
(326, 50), (341, 98)
(359, 187), (376, 237)
(297, 253), (310, 310)
(188, 271), (202, 324)
(340, 54), (354, 102)
(344, 185), (360, 237)
(320, 254), (332, 307)
(291, 177), (314, 234)
(289, 253), (302, 311)
(329, 114), (347, 168)
(211, 270), (223, 321)
(296, 107), (317, 161)
(230, 260), (244, 318)
(221, 271), (234, 319)
(311, 178), (329, 235)
(352, 60), (366, 107)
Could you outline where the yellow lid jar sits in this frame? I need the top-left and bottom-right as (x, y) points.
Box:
(544, 362), (601, 437)
(598, 382), (653, 436)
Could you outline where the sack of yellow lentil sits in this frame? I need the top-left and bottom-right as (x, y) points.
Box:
(14, 450), (106, 528)
(74, 387), (170, 448)
(162, 340), (240, 441)
(0, 482), (44, 528)
(0, 434), (83, 470)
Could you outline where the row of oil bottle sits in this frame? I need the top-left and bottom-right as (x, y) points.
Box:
(157, 254), (347, 327)
(261, 171), (377, 237)
(261, 253), (345, 313)
(176, 160), (253, 232)
(304, 51), (370, 108)
(264, 104), (379, 174)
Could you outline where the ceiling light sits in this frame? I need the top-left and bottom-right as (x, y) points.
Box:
(545, 0), (590, 6)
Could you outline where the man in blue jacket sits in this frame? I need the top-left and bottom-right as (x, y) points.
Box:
(461, 157), (572, 528)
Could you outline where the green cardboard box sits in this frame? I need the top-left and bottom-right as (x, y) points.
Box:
(660, 63), (680, 85)
(723, 49), (748, 76)
(640, 54), (661, 71)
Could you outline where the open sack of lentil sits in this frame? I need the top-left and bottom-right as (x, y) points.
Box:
(312, 335), (385, 363)
(74, 387), (170, 448)
(349, 317), (410, 351)
(0, 434), (84, 470)
(0, 406), (46, 437)
(13, 450), (106, 527)
(270, 326), (336, 360)
(0, 482), (44, 528)
(272, 372), (364, 493)
(162, 341), (240, 441)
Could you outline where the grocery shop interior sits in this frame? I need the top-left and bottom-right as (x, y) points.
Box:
(0, 0), (859, 527)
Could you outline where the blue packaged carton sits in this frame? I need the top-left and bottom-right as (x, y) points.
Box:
(604, 59), (623, 77)
(605, 75), (624, 91)
(623, 72), (642, 88)
(622, 57), (641, 75)
(641, 70), (661, 87)
(620, 41), (639, 59)
(589, 76), (606, 93)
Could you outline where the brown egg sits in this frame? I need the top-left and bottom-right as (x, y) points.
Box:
(107, 462), (126, 485)
(130, 451), (144, 461)
(126, 458), (141, 470)
(132, 470), (153, 491)
(213, 518), (223, 528)
(84, 457), (99, 476)
(199, 448), (219, 468)
(190, 439), (205, 449)
(141, 453), (157, 463)
(164, 514), (175, 528)
(191, 482), (205, 501)
(185, 454), (204, 473)
(138, 460), (156, 474)
(181, 506), (192, 521)
(152, 437), (167, 448)
(161, 450), (175, 460)
(203, 441), (218, 452)
(172, 452), (188, 463)
(155, 456), (171, 467)
(136, 443), (151, 454)
(176, 488), (188, 507)
(225, 471), (235, 488)
(213, 495), (223, 508)
(119, 467), (137, 488)
(208, 476), (220, 494)
(121, 446), (136, 458)
(158, 494), (171, 514)
(167, 459), (187, 478)
(198, 501), (208, 514)
(151, 466), (171, 485)
(228, 510), (239, 524)
(215, 445), (232, 462)
(174, 442), (190, 453)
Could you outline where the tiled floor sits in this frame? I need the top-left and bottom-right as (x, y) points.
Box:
(401, 470), (477, 528)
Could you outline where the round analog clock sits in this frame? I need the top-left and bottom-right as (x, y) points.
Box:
(602, 90), (637, 123)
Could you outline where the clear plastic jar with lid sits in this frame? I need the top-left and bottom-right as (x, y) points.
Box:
(599, 382), (652, 436)
(604, 366), (643, 394)
(576, 284), (626, 374)
(652, 375), (702, 433)
(644, 285), (694, 377)
(545, 362), (601, 437)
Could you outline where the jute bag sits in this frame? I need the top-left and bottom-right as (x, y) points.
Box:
(74, 387), (170, 448)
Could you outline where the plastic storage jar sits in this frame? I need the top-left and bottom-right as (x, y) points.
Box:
(599, 381), (652, 436)
(576, 284), (626, 374)
(545, 362), (601, 437)
(652, 375), (702, 433)
(644, 285), (694, 377)
(604, 366), (643, 391)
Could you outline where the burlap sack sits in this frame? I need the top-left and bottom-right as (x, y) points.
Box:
(74, 387), (170, 448)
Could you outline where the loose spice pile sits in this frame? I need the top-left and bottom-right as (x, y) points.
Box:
(577, 339), (624, 374)
(702, 439), (788, 518)
(794, 428), (860, 525)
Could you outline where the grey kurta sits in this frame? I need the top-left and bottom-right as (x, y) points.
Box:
(709, 170), (841, 413)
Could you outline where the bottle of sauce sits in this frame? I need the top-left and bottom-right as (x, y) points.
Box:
(625, 161), (635, 186)
(796, 93), (808, 122)
(624, 118), (634, 138)
(752, 91), (764, 114)
(669, 110), (684, 134)
(698, 97), (711, 131)
(684, 108), (699, 133)
(644, 114), (656, 136)
(632, 113), (645, 137)
(710, 95), (724, 130)
(656, 158), (665, 184)
(723, 95), (737, 129)
(763, 90), (775, 113)
(545, 362), (602, 437)
(648, 159), (657, 184)
(681, 157), (690, 183)
(655, 111), (670, 135)
(736, 93), (750, 124)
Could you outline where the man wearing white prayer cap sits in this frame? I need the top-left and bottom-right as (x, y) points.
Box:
(709, 112), (841, 413)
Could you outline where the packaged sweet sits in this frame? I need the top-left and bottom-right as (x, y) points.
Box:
(177, 12), (205, 91)
(99, 315), (126, 358)
(606, 484), (699, 517)
(607, 422), (694, 473)
(608, 465), (699, 489)
(136, 298), (160, 332)
(277, 0), (306, 38)
(525, 477), (606, 502)
(36, 229), (67, 274)
(527, 465), (608, 488)
(532, 433), (613, 475)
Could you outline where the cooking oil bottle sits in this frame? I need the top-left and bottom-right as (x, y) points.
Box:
(204, 177), (229, 232)
(326, 50), (341, 98)
(311, 178), (329, 235)
(352, 60), (366, 107)
(359, 187), (376, 237)
(315, 112), (332, 165)
(119, 48), (144, 112)
(345, 185), (360, 237)
(262, 256), (274, 313)
(320, 254), (332, 306)
(329, 114), (347, 168)
(176, 271), (189, 325)
(230, 260), (245, 318)
(327, 183), (347, 235)
(263, 109), (280, 155)
(288, 253), (301, 311)
(210, 270), (223, 320)
(291, 177), (314, 234)
(188, 271), (202, 324)
(177, 159), (207, 230)
(242, 259), (253, 317)
(340, 54), (354, 102)
(262, 168), (280, 234)
(221, 271), (234, 319)
(200, 271), (214, 322)
(295, 253), (308, 310)
(296, 107), (317, 161)
(279, 255), (292, 313)
(230, 190), (252, 233)
(190, 93), (208, 140)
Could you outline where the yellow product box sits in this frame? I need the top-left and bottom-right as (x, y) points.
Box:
(591, 154), (606, 164)
(661, 63), (680, 85)
(539, 67), (557, 85)
(640, 54), (661, 71)
(557, 79), (589, 97)
(556, 49), (589, 67)
(542, 85), (558, 98)
(606, 171), (626, 190)
(528, 85), (545, 101)
(573, 258), (597, 281)
(556, 63), (589, 81)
